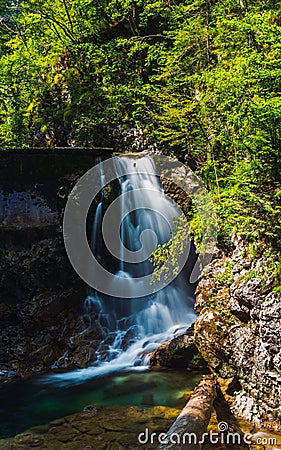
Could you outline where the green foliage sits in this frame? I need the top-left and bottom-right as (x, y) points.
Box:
(244, 270), (259, 282)
(273, 260), (281, 292)
(273, 286), (281, 294)
(150, 215), (189, 283)
(205, 297), (234, 324)
(215, 261), (235, 287)
(0, 0), (280, 248)
(240, 252), (281, 290)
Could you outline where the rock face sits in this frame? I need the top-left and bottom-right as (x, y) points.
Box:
(149, 327), (207, 370)
(0, 150), (110, 381)
(108, 125), (158, 154)
(194, 236), (281, 432)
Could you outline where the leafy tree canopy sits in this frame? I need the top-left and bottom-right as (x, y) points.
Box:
(0, 0), (280, 247)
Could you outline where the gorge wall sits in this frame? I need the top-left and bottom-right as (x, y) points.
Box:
(0, 149), (112, 381)
(194, 237), (281, 432)
(1, 149), (280, 436)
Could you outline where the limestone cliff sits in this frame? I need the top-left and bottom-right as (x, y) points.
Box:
(194, 236), (281, 432)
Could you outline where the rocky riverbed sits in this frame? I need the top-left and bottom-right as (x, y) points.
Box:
(0, 404), (180, 450)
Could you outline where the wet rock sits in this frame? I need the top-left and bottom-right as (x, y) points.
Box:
(0, 368), (19, 383)
(0, 405), (180, 450)
(149, 329), (207, 369)
(121, 326), (139, 351)
(83, 405), (98, 413)
(0, 151), (111, 379)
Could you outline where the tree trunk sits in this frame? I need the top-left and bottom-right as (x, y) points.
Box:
(157, 374), (217, 450)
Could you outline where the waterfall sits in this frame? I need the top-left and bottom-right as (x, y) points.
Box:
(48, 155), (196, 384)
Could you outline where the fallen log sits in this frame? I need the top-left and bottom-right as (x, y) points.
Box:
(213, 385), (250, 449)
(157, 374), (217, 450)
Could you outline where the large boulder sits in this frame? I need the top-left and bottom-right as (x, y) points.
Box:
(149, 327), (207, 370)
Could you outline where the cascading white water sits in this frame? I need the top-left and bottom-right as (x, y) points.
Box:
(48, 156), (196, 384)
